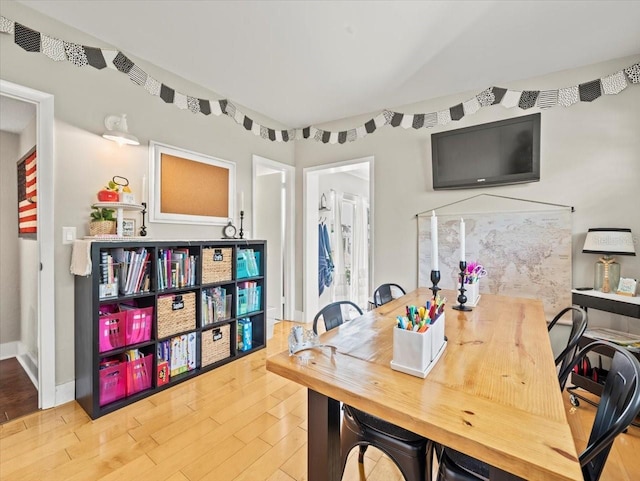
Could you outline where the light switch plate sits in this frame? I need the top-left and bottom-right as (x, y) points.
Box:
(62, 226), (76, 244)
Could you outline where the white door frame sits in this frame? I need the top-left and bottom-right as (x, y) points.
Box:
(303, 156), (374, 321)
(0, 79), (56, 409)
(251, 155), (295, 320)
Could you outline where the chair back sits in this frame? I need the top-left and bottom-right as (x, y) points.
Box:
(559, 340), (640, 481)
(373, 283), (406, 307)
(548, 306), (588, 388)
(313, 300), (363, 334)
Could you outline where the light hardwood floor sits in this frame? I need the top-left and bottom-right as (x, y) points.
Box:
(0, 321), (638, 481)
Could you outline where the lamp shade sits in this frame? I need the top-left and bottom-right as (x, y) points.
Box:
(102, 114), (140, 146)
(582, 228), (636, 256)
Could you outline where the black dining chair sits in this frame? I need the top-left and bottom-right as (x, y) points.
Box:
(312, 301), (431, 481)
(429, 340), (640, 481)
(373, 283), (406, 307)
(312, 300), (363, 334)
(547, 306), (588, 389)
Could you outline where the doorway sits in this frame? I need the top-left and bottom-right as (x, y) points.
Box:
(0, 80), (56, 410)
(252, 155), (295, 333)
(303, 157), (373, 320)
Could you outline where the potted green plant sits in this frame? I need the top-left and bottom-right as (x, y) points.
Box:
(89, 206), (116, 236)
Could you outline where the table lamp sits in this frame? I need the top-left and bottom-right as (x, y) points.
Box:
(582, 228), (636, 293)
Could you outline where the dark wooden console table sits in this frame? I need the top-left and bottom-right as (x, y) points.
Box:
(570, 289), (640, 426)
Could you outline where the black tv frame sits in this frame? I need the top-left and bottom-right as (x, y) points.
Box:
(431, 113), (541, 190)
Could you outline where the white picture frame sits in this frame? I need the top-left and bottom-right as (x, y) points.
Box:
(617, 277), (637, 297)
(149, 141), (236, 225)
(122, 218), (136, 237)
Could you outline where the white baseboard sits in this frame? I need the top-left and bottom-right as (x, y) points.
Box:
(55, 381), (75, 406)
(16, 352), (38, 389)
(0, 340), (21, 360)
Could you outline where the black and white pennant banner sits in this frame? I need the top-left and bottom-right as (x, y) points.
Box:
(1, 15), (638, 144)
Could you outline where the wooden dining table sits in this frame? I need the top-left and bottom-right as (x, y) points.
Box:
(266, 288), (583, 481)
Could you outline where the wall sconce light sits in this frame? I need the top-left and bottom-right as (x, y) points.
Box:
(102, 114), (140, 146)
(582, 228), (636, 292)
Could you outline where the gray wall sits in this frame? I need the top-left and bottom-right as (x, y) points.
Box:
(296, 55), (640, 333)
(0, 130), (20, 345)
(0, 1), (294, 385)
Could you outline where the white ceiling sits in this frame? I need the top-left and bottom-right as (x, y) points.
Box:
(13, 0), (640, 127)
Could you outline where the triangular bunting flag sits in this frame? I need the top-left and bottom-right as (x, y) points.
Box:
(373, 112), (388, 128)
(160, 84), (175, 104)
(243, 116), (253, 130)
(261, 126), (270, 140)
(437, 109), (451, 125)
(424, 112), (438, 128)
(364, 119), (376, 133)
(329, 132), (338, 144)
(225, 101), (236, 119)
(558, 86), (579, 107)
(450, 103), (464, 121)
(400, 114), (413, 129)
(144, 76), (161, 96)
(268, 129), (276, 141)
(501, 90), (521, 108)
(41, 34), (65, 61)
(476, 87), (495, 107)
(537, 90), (558, 109)
(112, 51), (134, 73)
(210, 99), (222, 116)
(347, 129), (357, 142)
(187, 96), (200, 114)
(601, 70), (627, 95)
(282, 130), (289, 142)
(463, 97), (480, 116)
(219, 99), (228, 114)
(251, 121), (261, 136)
(199, 99), (211, 115)
(14, 23), (40, 52)
(390, 113), (403, 127)
(382, 110), (394, 124)
(174, 92), (188, 110)
(64, 42), (88, 67)
(356, 125), (367, 139)
(84, 46), (106, 69)
(412, 114), (425, 129)
(338, 131), (347, 144)
(579, 80), (602, 102)
(128, 65), (147, 86)
(518, 91), (539, 109)
(275, 130), (283, 142)
(303, 127), (311, 139)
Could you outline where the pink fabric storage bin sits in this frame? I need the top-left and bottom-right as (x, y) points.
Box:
(99, 363), (126, 406)
(126, 354), (153, 396)
(125, 306), (153, 345)
(98, 311), (126, 353)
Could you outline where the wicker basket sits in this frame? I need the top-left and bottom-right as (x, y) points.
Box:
(202, 247), (232, 284)
(201, 324), (231, 367)
(89, 220), (116, 236)
(157, 292), (196, 338)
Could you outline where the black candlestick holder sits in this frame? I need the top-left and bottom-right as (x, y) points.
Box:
(239, 210), (244, 239)
(430, 270), (441, 299)
(140, 202), (147, 237)
(452, 261), (472, 311)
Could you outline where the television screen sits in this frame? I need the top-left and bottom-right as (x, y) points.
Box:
(431, 113), (540, 190)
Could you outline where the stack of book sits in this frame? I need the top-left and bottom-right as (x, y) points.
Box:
(202, 286), (230, 326)
(237, 281), (261, 315)
(157, 248), (197, 290)
(109, 247), (151, 296)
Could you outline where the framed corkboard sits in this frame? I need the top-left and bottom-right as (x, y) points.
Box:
(150, 141), (236, 225)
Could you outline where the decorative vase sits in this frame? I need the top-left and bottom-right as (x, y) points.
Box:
(89, 220), (116, 236)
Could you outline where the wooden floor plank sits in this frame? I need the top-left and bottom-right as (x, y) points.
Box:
(0, 321), (637, 481)
(0, 358), (38, 424)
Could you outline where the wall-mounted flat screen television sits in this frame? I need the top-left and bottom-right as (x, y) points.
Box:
(431, 113), (540, 190)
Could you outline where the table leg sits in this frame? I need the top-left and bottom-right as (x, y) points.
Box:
(308, 389), (341, 481)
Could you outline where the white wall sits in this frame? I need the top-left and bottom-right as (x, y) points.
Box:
(0, 1), (295, 386)
(296, 55), (640, 334)
(0, 130), (20, 345)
